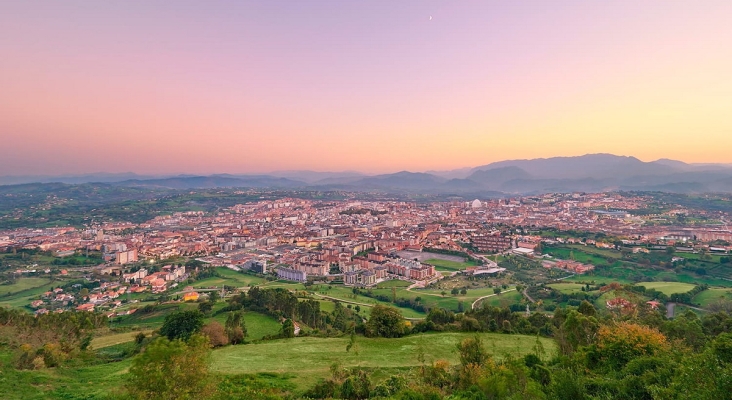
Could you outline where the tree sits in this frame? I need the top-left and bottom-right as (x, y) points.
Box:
(126, 334), (213, 400)
(159, 310), (204, 341)
(79, 288), (89, 298)
(592, 321), (670, 369)
(365, 305), (406, 338)
(281, 318), (295, 338)
(201, 321), (228, 347)
(225, 311), (246, 344)
(451, 288), (459, 296)
(457, 335), (490, 368)
(577, 300), (596, 317)
(198, 301), (213, 314)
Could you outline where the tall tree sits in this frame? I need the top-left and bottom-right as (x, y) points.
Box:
(159, 310), (204, 341)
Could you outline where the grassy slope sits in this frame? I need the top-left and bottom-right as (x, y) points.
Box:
(0, 351), (131, 400)
(190, 268), (267, 289)
(635, 281), (696, 296)
(211, 332), (556, 389)
(693, 288), (732, 307)
(546, 282), (587, 294)
(0, 277), (53, 296)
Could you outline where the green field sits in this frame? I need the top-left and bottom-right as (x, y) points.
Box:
(635, 281), (696, 296)
(375, 279), (412, 288)
(424, 258), (478, 272)
(475, 290), (523, 308)
(211, 332), (556, 389)
(544, 245), (614, 266)
(546, 282), (588, 294)
(0, 351), (131, 400)
(91, 329), (154, 349)
(693, 288), (732, 307)
(209, 310), (282, 340)
(561, 275), (632, 285)
(0, 277), (53, 296)
(0, 279), (60, 309)
(191, 268), (267, 289)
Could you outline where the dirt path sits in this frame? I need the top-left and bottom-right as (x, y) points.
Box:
(471, 288), (517, 310)
(522, 288), (536, 303)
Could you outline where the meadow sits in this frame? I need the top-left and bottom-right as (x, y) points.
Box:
(211, 332), (556, 389)
(190, 268), (268, 289)
(0, 276), (53, 296)
(635, 281), (696, 296)
(693, 288), (732, 307)
(546, 282), (588, 294)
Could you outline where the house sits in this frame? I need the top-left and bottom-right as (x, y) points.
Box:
(76, 303), (95, 312)
(183, 291), (200, 302)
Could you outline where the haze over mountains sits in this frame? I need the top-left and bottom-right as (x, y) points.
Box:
(4, 154), (732, 195)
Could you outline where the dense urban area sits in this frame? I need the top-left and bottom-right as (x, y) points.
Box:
(2, 189), (732, 399)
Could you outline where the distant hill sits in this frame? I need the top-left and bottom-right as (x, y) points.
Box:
(4, 154), (732, 195)
(113, 175), (305, 189)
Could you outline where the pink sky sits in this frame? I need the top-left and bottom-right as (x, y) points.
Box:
(2, 1), (731, 175)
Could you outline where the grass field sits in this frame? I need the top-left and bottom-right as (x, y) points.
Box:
(211, 332), (556, 389)
(91, 330), (154, 349)
(546, 282), (587, 294)
(544, 246), (613, 266)
(693, 288), (732, 307)
(561, 275), (632, 285)
(0, 277), (53, 296)
(191, 268), (267, 289)
(0, 280), (60, 309)
(209, 310), (282, 340)
(375, 280), (412, 288)
(476, 290), (522, 308)
(0, 351), (131, 400)
(635, 281), (696, 295)
(424, 258), (479, 272)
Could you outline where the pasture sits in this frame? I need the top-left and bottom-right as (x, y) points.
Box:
(211, 332), (556, 389)
(635, 281), (696, 296)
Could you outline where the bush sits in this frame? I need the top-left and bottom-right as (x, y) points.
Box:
(201, 322), (229, 347)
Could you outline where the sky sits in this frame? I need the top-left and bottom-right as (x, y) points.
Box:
(2, 1), (732, 175)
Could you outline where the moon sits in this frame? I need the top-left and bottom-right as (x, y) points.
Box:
(429, 16), (432, 21)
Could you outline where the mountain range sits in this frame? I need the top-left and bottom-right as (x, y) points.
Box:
(3, 154), (732, 195)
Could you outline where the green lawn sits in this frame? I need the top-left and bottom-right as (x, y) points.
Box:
(211, 332), (556, 389)
(375, 280), (412, 288)
(635, 281), (696, 296)
(424, 258), (478, 272)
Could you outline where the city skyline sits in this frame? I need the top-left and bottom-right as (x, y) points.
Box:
(2, 1), (732, 175)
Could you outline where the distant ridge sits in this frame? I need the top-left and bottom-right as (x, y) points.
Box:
(3, 154), (732, 195)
